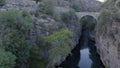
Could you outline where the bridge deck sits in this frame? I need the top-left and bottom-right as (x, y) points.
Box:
(75, 12), (100, 20)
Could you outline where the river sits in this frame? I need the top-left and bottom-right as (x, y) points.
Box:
(56, 28), (105, 68)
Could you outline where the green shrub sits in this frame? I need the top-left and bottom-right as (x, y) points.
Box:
(34, 0), (42, 3)
(92, 4), (102, 12)
(81, 18), (88, 28)
(36, 0), (59, 20)
(88, 17), (96, 31)
(81, 16), (96, 31)
(38, 35), (47, 47)
(0, 0), (5, 6)
(103, 0), (117, 11)
(0, 9), (33, 29)
(0, 9), (33, 68)
(70, 1), (85, 12)
(38, 0), (54, 16)
(109, 7), (120, 21)
(98, 9), (111, 27)
(71, 3), (81, 12)
(22, 10), (33, 29)
(61, 10), (78, 24)
(88, 22), (95, 31)
(0, 48), (16, 68)
(43, 29), (73, 65)
(29, 46), (48, 68)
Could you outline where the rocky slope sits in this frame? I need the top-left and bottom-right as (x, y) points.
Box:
(0, 0), (38, 12)
(0, 0), (82, 67)
(96, 0), (120, 68)
(0, 0), (103, 67)
(96, 20), (120, 68)
(79, 0), (102, 11)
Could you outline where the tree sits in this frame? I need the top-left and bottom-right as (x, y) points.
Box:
(43, 29), (73, 66)
(37, 0), (54, 16)
(0, 48), (16, 68)
(29, 46), (48, 68)
(61, 10), (78, 24)
(0, 9), (33, 67)
(0, 0), (5, 6)
(34, 0), (42, 3)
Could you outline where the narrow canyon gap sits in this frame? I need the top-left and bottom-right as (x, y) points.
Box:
(56, 16), (105, 68)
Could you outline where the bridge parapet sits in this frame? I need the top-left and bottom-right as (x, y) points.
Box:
(75, 12), (100, 20)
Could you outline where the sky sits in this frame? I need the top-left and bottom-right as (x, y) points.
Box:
(96, 0), (107, 2)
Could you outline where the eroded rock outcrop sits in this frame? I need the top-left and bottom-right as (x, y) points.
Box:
(96, 0), (120, 67)
(0, 0), (102, 67)
(0, 0), (38, 12)
(96, 20), (120, 68)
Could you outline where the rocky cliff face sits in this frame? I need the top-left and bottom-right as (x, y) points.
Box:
(33, 0), (83, 67)
(0, 0), (103, 67)
(79, 0), (102, 11)
(96, 0), (120, 67)
(96, 20), (120, 68)
(0, 0), (38, 12)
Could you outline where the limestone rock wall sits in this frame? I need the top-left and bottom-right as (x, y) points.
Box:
(96, 20), (120, 68)
(0, 0), (38, 12)
(96, 0), (120, 68)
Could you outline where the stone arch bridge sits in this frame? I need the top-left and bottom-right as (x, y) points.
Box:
(54, 7), (100, 20)
(75, 12), (100, 20)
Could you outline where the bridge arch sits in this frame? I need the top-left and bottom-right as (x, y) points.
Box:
(75, 12), (100, 21)
(80, 15), (97, 31)
(80, 15), (97, 23)
(115, 0), (120, 9)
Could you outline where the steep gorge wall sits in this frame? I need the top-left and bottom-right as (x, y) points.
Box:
(96, 0), (120, 68)
(0, 0), (82, 67)
(0, 0), (103, 67)
(0, 0), (38, 12)
(96, 21), (120, 68)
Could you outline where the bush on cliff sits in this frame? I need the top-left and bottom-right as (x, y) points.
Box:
(98, 9), (111, 27)
(0, 9), (33, 67)
(61, 10), (78, 24)
(71, 3), (81, 12)
(44, 29), (72, 65)
(70, 1), (85, 12)
(38, 0), (54, 16)
(29, 46), (48, 68)
(81, 16), (96, 31)
(0, 44), (16, 68)
(0, 0), (5, 6)
(34, 0), (42, 3)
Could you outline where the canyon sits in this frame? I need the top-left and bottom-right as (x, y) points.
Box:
(0, 0), (120, 68)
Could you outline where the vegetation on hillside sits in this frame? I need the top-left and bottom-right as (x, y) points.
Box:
(61, 10), (78, 24)
(98, 0), (120, 27)
(96, 0), (120, 41)
(98, 9), (111, 27)
(70, 1), (85, 12)
(34, 0), (42, 3)
(38, 29), (73, 66)
(0, 9), (34, 68)
(29, 46), (48, 68)
(0, 46), (16, 68)
(81, 16), (96, 31)
(0, 0), (5, 6)
(0, 0), (108, 68)
(35, 0), (54, 16)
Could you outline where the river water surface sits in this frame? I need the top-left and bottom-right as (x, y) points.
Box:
(78, 48), (92, 68)
(57, 29), (105, 68)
